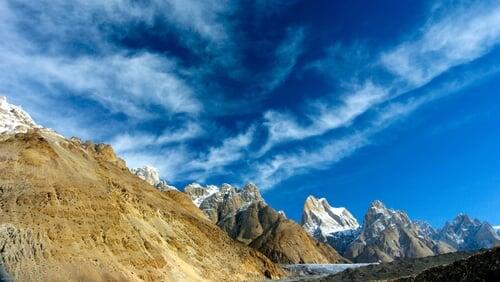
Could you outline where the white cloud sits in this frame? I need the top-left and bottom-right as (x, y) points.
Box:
(189, 127), (255, 172)
(380, 2), (500, 86)
(253, 62), (500, 190)
(259, 81), (386, 154)
(0, 51), (201, 118)
(251, 1), (500, 189)
(5, 0), (232, 45)
(259, 0), (500, 157)
(262, 27), (305, 93)
(253, 93), (432, 189)
(0, 1), (209, 122)
(111, 121), (204, 153)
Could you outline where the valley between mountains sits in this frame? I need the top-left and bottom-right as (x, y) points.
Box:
(0, 96), (499, 281)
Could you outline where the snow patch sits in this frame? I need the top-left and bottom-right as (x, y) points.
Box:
(282, 263), (375, 279)
(0, 96), (40, 135)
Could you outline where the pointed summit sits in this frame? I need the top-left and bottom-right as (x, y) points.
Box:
(301, 195), (360, 253)
(436, 213), (500, 250)
(302, 195), (359, 235)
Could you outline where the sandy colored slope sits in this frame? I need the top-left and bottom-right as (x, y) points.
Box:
(249, 215), (348, 264)
(0, 130), (284, 281)
(219, 201), (348, 264)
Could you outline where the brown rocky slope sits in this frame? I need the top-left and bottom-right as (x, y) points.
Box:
(0, 129), (284, 281)
(187, 184), (347, 264)
(248, 204), (347, 264)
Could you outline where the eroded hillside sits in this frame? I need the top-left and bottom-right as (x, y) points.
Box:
(0, 130), (283, 281)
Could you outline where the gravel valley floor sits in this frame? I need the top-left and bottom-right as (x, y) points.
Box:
(281, 250), (483, 281)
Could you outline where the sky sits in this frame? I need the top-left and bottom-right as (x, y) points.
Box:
(1, 0), (499, 227)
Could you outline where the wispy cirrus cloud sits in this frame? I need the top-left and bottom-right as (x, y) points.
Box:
(258, 0), (500, 159)
(111, 121), (204, 153)
(0, 0), (211, 123)
(251, 75), (488, 189)
(261, 27), (305, 93)
(251, 0), (500, 189)
(118, 146), (194, 182)
(259, 81), (386, 155)
(121, 126), (257, 183)
(381, 1), (500, 86)
(0, 52), (201, 119)
(2, 0), (500, 191)
(187, 126), (256, 178)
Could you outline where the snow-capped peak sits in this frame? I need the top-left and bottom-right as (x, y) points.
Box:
(414, 220), (437, 238)
(0, 96), (41, 135)
(494, 226), (500, 236)
(131, 165), (177, 191)
(131, 165), (161, 186)
(278, 210), (287, 218)
(436, 213), (500, 250)
(301, 195), (360, 238)
(184, 183), (220, 207)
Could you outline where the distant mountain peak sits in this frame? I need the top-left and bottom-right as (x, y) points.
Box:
(243, 182), (259, 192)
(131, 165), (177, 191)
(436, 213), (500, 250)
(302, 195), (360, 235)
(301, 195), (360, 253)
(185, 185), (346, 264)
(370, 199), (385, 207)
(414, 220), (438, 238)
(345, 201), (455, 263)
(184, 183), (220, 207)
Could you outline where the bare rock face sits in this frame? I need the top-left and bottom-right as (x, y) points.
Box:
(200, 183), (264, 223)
(436, 214), (500, 251)
(301, 195), (360, 254)
(0, 99), (284, 281)
(249, 211), (349, 264)
(186, 183), (347, 264)
(345, 201), (455, 263)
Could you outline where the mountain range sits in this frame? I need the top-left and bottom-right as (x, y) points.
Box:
(184, 182), (346, 264)
(300, 195), (499, 263)
(1, 96), (498, 280)
(139, 165), (499, 264)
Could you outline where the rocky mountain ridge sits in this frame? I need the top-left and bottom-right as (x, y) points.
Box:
(184, 183), (347, 264)
(344, 200), (455, 262)
(300, 194), (499, 263)
(435, 213), (500, 251)
(0, 97), (284, 281)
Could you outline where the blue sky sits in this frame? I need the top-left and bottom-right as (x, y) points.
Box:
(1, 0), (499, 227)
